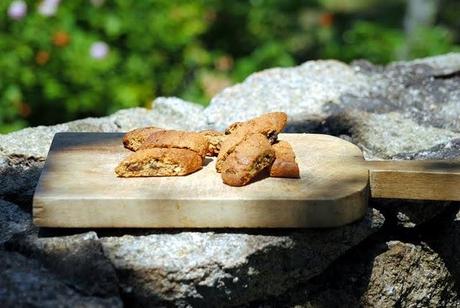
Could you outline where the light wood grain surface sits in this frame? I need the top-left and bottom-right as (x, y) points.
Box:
(33, 133), (369, 228)
(369, 160), (460, 200)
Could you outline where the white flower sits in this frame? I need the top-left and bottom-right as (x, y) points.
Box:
(90, 41), (109, 59)
(8, 0), (27, 21)
(38, 0), (60, 17)
(90, 0), (105, 7)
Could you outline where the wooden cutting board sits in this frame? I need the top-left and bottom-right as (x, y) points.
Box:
(33, 132), (460, 228)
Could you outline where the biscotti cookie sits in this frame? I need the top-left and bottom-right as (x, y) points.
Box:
(221, 133), (275, 187)
(123, 127), (164, 151)
(270, 141), (300, 178)
(115, 148), (202, 177)
(139, 130), (209, 159)
(225, 112), (287, 142)
(216, 129), (248, 172)
(216, 112), (287, 172)
(199, 130), (225, 157)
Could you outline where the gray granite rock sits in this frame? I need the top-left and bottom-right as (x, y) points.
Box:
(206, 53), (460, 159)
(0, 250), (122, 308)
(360, 241), (458, 307)
(110, 98), (206, 131)
(5, 231), (120, 299)
(1, 53), (460, 306)
(262, 241), (459, 307)
(394, 52), (460, 75)
(100, 208), (383, 307)
(348, 112), (460, 159)
(0, 97), (204, 200)
(427, 206), (460, 285)
(0, 200), (32, 245)
(205, 60), (370, 131)
(394, 138), (460, 160)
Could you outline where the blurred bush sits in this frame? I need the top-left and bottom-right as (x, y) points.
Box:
(0, 0), (459, 133)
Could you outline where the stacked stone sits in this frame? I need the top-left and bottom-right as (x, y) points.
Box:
(1, 53), (460, 306)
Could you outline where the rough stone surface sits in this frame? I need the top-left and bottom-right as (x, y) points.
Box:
(5, 231), (120, 298)
(348, 112), (460, 159)
(101, 209), (383, 307)
(428, 206), (460, 285)
(260, 241), (459, 307)
(395, 52), (460, 75)
(0, 250), (122, 308)
(206, 53), (460, 159)
(371, 199), (452, 228)
(1, 53), (460, 306)
(0, 97), (202, 200)
(394, 138), (460, 160)
(0, 200), (32, 245)
(205, 59), (371, 131)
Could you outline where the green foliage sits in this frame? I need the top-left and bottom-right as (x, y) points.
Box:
(0, 0), (459, 133)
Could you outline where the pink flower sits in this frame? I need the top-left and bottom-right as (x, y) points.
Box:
(8, 1), (27, 21)
(89, 41), (109, 59)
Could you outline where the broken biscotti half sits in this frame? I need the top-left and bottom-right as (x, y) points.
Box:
(270, 141), (300, 178)
(115, 148), (202, 177)
(199, 130), (226, 157)
(123, 127), (165, 151)
(216, 112), (287, 172)
(221, 133), (275, 187)
(139, 130), (209, 160)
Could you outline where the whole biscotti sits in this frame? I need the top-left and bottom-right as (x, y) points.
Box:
(216, 112), (287, 172)
(115, 148), (202, 177)
(270, 141), (300, 178)
(123, 127), (164, 151)
(139, 130), (209, 159)
(221, 133), (275, 187)
(199, 130), (225, 157)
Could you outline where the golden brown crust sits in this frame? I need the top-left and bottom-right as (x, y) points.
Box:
(221, 133), (275, 187)
(139, 130), (209, 159)
(224, 122), (243, 135)
(199, 130), (226, 157)
(123, 127), (164, 151)
(216, 112), (287, 172)
(216, 129), (248, 172)
(115, 148), (202, 177)
(224, 112), (287, 141)
(270, 141), (300, 178)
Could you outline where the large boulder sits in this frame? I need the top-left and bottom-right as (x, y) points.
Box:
(100, 209), (383, 307)
(206, 53), (460, 159)
(261, 240), (459, 307)
(1, 53), (460, 306)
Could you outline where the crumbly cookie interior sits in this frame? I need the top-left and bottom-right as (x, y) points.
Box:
(117, 159), (183, 177)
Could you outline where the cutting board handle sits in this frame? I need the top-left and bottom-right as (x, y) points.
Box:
(368, 160), (460, 200)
